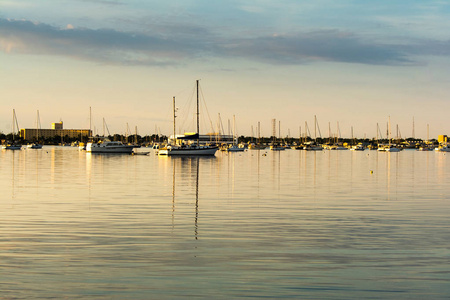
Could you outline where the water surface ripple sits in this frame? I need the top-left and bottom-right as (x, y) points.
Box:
(0, 147), (449, 299)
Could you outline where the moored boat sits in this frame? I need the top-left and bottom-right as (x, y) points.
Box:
(3, 109), (22, 150)
(350, 144), (365, 151)
(27, 143), (43, 149)
(86, 139), (135, 153)
(435, 144), (450, 152)
(158, 81), (218, 157)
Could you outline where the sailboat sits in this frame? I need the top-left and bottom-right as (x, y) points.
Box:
(378, 116), (400, 152)
(27, 110), (43, 149)
(227, 115), (245, 152)
(419, 124), (433, 151)
(2, 109), (22, 150)
(158, 80), (218, 156)
(270, 119), (285, 151)
(303, 116), (323, 150)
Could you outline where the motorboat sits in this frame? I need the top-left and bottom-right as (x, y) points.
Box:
(86, 140), (135, 153)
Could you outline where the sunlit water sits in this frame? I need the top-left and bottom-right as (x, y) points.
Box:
(0, 147), (449, 299)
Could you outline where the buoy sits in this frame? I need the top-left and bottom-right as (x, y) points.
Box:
(370, 170), (373, 174)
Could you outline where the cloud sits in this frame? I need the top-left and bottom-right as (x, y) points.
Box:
(0, 18), (443, 67)
(221, 30), (416, 65)
(0, 18), (192, 66)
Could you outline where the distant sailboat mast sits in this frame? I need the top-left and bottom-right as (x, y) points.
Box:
(89, 107), (92, 138)
(36, 110), (41, 142)
(196, 80), (200, 145)
(173, 96), (177, 144)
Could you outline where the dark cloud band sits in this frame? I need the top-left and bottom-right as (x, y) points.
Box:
(0, 18), (430, 66)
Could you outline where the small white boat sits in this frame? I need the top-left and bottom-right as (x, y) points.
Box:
(350, 144), (365, 151)
(435, 144), (450, 152)
(27, 143), (43, 149)
(377, 144), (401, 152)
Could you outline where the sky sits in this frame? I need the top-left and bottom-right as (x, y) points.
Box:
(1, 0), (449, 139)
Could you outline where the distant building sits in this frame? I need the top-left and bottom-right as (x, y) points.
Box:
(20, 121), (91, 141)
(52, 121), (63, 130)
(438, 135), (448, 143)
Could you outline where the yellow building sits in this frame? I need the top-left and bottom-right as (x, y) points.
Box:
(438, 135), (448, 143)
(20, 121), (91, 141)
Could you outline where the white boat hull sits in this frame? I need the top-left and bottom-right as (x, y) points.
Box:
(86, 142), (135, 154)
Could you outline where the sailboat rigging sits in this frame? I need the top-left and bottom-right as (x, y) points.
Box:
(27, 110), (43, 149)
(3, 109), (22, 150)
(158, 80), (218, 156)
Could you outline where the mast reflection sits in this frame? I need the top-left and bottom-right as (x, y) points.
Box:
(170, 156), (213, 240)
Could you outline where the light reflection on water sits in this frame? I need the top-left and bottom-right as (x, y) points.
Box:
(0, 147), (449, 299)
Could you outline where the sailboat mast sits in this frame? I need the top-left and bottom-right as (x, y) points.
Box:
(278, 120), (281, 142)
(135, 126), (138, 144)
(258, 121), (260, 144)
(314, 115), (317, 139)
(173, 96), (176, 143)
(233, 115), (237, 145)
(376, 123), (379, 142)
(89, 107), (93, 138)
(388, 116), (391, 146)
(36, 110), (40, 141)
(196, 80), (200, 145)
(12, 109), (16, 140)
(304, 121), (307, 143)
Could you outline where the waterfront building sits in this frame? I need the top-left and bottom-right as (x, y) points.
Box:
(438, 135), (448, 143)
(20, 121), (91, 141)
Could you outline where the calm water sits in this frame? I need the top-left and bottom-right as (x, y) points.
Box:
(0, 147), (449, 299)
